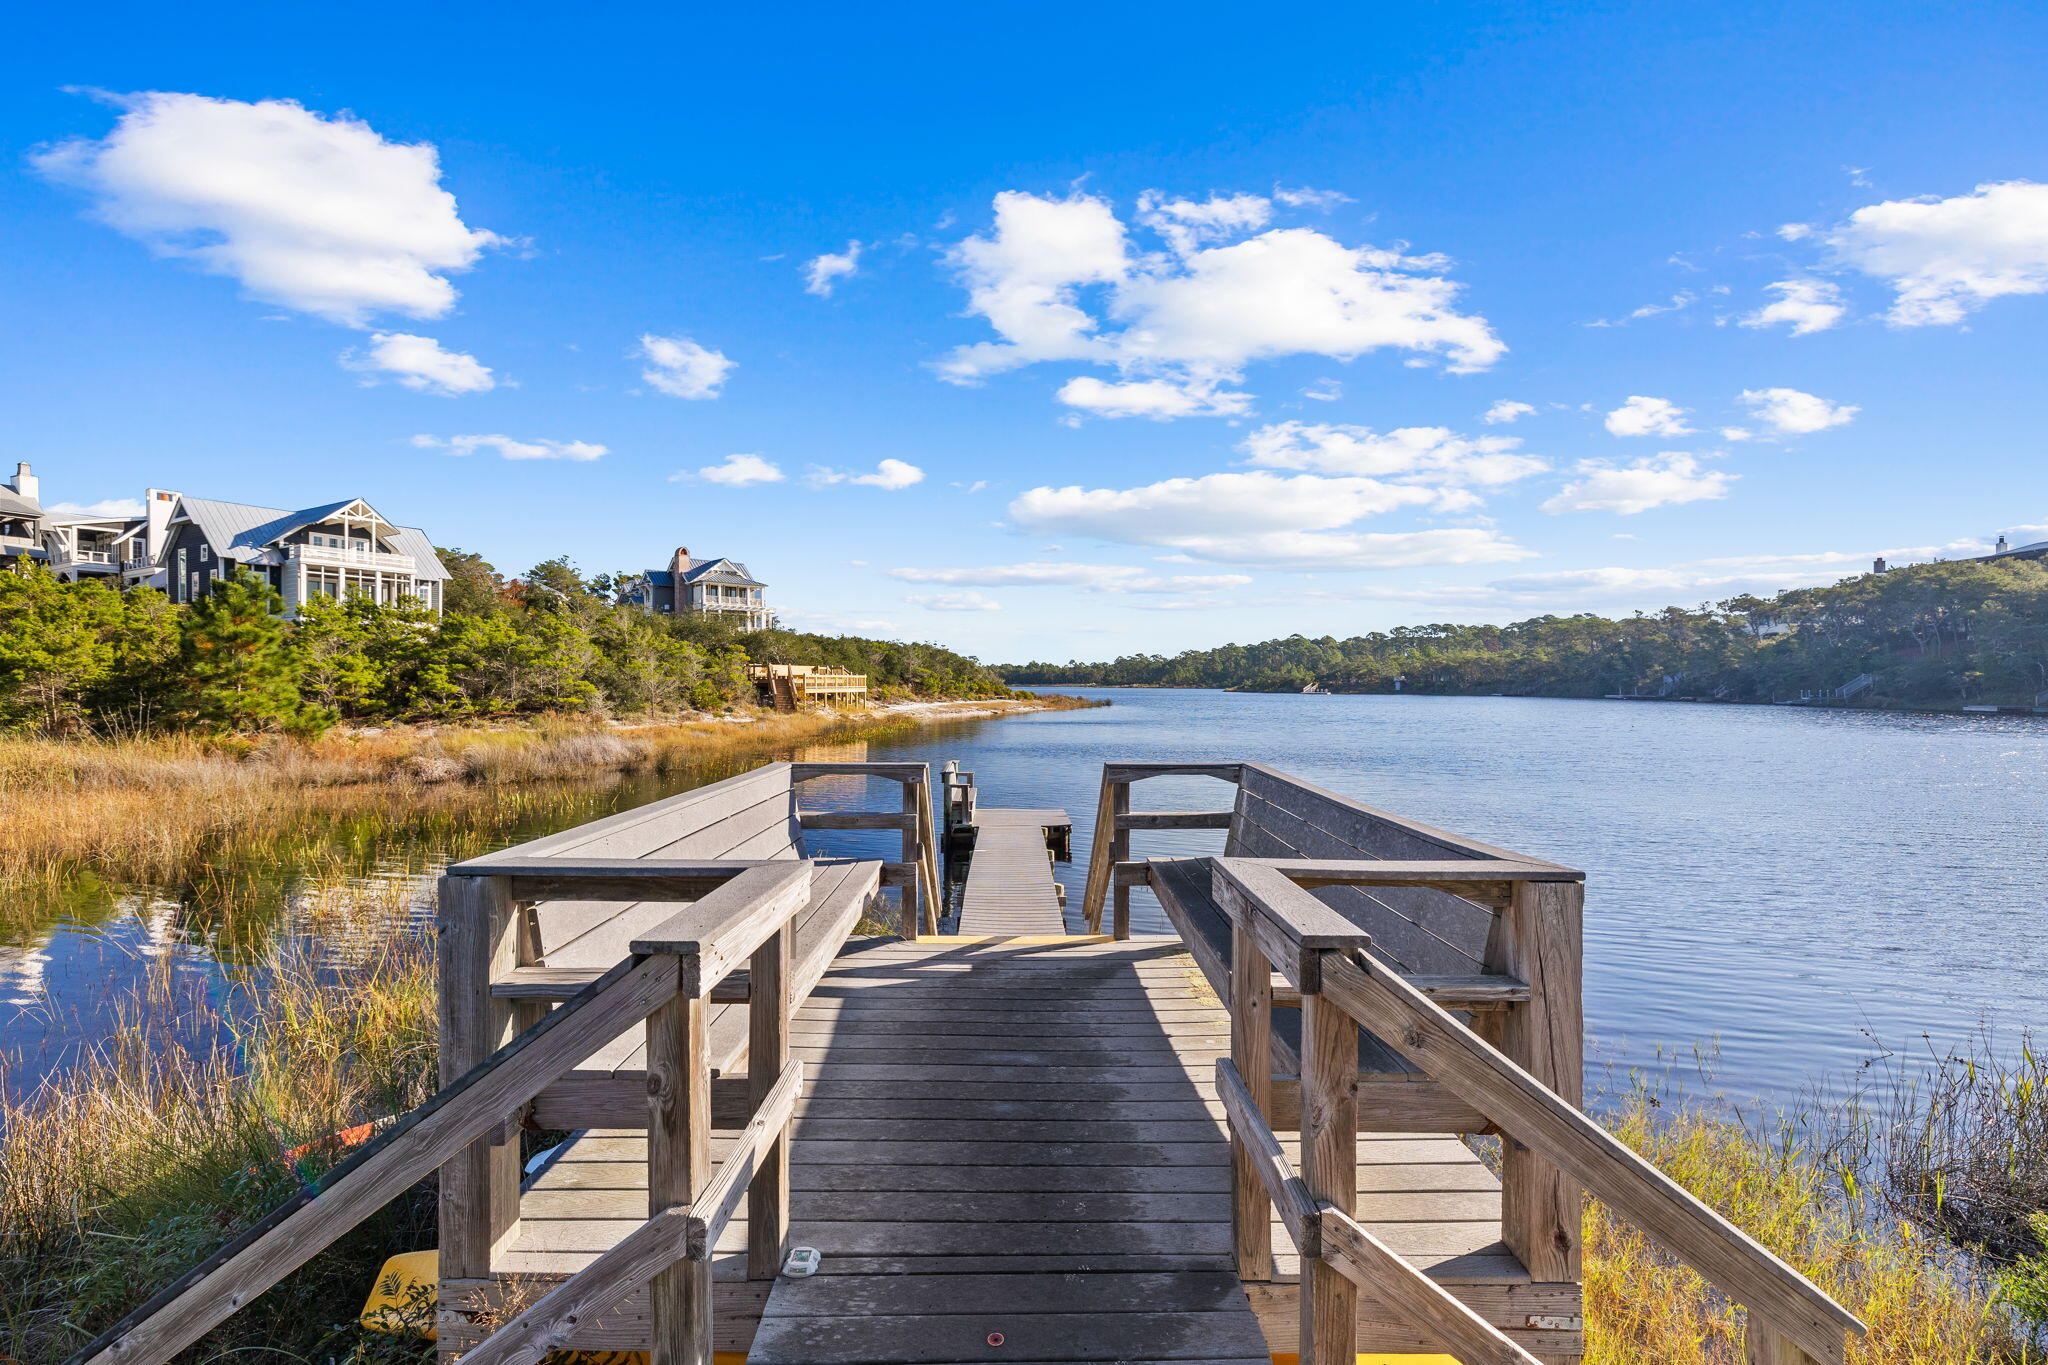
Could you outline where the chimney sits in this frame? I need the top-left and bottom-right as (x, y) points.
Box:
(671, 545), (691, 576)
(145, 489), (179, 559)
(9, 462), (37, 504)
(1872, 556), (1887, 574)
(1996, 535), (2009, 554)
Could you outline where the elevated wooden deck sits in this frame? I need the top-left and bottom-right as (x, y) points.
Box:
(72, 758), (1861, 1365)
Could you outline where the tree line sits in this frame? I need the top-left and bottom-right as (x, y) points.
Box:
(1003, 558), (2048, 708)
(0, 551), (1015, 735)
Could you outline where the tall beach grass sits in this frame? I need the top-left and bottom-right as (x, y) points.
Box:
(0, 875), (441, 1365)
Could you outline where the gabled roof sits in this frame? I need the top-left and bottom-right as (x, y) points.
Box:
(173, 496), (449, 580)
(0, 489), (41, 520)
(675, 555), (765, 587)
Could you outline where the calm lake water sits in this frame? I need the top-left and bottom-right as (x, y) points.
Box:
(5, 692), (2044, 1109)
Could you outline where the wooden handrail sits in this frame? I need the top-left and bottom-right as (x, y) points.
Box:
(453, 1060), (805, 1365)
(63, 954), (682, 1365)
(1221, 857), (1864, 1365)
(1318, 1207), (1539, 1365)
(789, 761), (939, 933)
(1081, 763), (1245, 933)
(68, 854), (835, 1365)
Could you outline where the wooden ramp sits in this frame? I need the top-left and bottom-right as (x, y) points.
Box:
(745, 933), (1272, 1365)
(955, 808), (1071, 934)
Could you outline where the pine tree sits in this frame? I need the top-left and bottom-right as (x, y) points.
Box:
(178, 569), (313, 734)
(0, 564), (120, 731)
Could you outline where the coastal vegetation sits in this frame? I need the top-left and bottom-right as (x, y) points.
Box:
(0, 550), (1015, 738)
(1004, 558), (2048, 709)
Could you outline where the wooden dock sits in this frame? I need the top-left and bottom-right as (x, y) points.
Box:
(954, 807), (1071, 935)
(71, 757), (1865, 1365)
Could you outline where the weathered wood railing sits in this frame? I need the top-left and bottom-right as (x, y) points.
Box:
(790, 760), (940, 935)
(1212, 857), (1865, 1365)
(63, 858), (829, 1365)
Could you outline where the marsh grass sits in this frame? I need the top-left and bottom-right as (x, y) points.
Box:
(0, 876), (440, 1365)
(0, 707), (967, 899)
(1582, 1055), (2048, 1363)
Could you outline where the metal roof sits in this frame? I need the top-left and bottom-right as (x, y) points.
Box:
(673, 555), (765, 587)
(0, 489), (42, 519)
(173, 495), (449, 580)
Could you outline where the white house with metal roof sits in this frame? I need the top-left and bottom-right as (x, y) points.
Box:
(161, 494), (449, 613)
(617, 546), (772, 629)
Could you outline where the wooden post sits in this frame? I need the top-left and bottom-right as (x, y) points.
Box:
(1298, 987), (1358, 1365)
(647, 964), (712, 1365)
(1109, 782), (1132, 940)
(1230, 923), (1275, 1281)
(435, 875), (521, 1293)
(1490, 880), (1586, 1286)
(905, 775), (941, 933)
(747, 927), (791, 1280)
(1746, 1325), (1821, 1365)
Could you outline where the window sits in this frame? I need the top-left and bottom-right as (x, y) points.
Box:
(188, 572), (199, 599)
(198, 543), (209, 563)
(175, 549), (186, 601)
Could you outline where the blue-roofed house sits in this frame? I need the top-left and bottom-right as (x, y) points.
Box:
(618, 546), (773, 630)
(159, 493), (450, 614)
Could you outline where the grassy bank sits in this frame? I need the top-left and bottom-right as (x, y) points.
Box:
(0, 699), (1074, 894)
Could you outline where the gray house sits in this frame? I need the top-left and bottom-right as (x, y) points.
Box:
(619, 546), (772, 630)
(162, 495), (449, 614)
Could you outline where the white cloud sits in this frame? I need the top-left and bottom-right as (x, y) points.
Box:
(1738, 386), (1859, 435)
(1007, 470), (1530, 570)
(904, 591), (1002, 612)
(412, 433), (606, 462)
(687, 453), (785, 486)
(1740, 279), (1846, 336)
(808, 459), (925, 490)
(1720, 427), (1756, 442)
(637, 334), (733, 399)
(886, 562), (1251, 593)
(1057, 375), (1252, 420)
(935, 190), (1503, 415)
(804, 241), (862, 297)
(343, 332), (495, 394)
(1588, 292), (1696, 327)
(1482, 400), (1535, 425)
(48, 498), (146, 517)
(1273, 186), (1354, 210)
(1240, 421), (1547, 487)
(1778, 223), (1816, 242)
(1603, 395), (1694, 437)
(33, 91), (499, 326)
(1541, 453), (1732, 515)
(774, 606), (902, 636)
(1302, 379), (1343, 402)
(1136, 191), (1274, 251)
(1823, 180), (2048, 325)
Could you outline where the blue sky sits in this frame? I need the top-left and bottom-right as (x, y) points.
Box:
(4, 1), (2045, 662)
